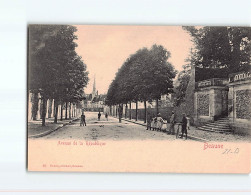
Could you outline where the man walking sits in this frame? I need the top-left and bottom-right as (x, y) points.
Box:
(146, 112), (152, 130)
(181, 113), (188, 139)
(169, 111), (175, 135)
(186, 115), (191, 130)
(98, 111), (101, 121)
(80, 112), (86, 126)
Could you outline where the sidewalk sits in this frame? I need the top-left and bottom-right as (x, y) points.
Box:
(112, 116), (209, 142)
(28, 117), (79, 138)
(116, 116), (251, 142)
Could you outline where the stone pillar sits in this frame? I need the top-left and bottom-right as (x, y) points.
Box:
(28, 92), (32, 121)
(38, 98), (42, 119)
(209, 87), (228, 121)
(47, 99), (53, 118)
(52, 99), (54, 118)
(228, 85), (234, 122)
(209, 88), (214, 120)
(46, 99), (49, 118)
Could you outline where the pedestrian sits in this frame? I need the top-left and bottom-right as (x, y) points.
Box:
(169, 111), (175, 135)
(186, 115), (190, 130)
(176, 123), (181, 139)
(151, 115), (157, 131)
(146, 112), (152, 130)
(181, 113), (188, 139)
(105, 113), (108, 121)
(98, 111), (101, 121)
(156, 113), (164, 131)
(80, 112), (86, 126)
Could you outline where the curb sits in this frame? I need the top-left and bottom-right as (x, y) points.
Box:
(122, 118), (146, 127)
(187, 135), (209, 142)
(117, 117), (209, 142)
(28, 118), (79, 139)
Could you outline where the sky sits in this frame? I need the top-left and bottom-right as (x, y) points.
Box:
(75, 25), (193, 94)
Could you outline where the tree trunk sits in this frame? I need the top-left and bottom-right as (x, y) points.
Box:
(72, 104), (75, 117)
(231, 30), (242, 73)
(136, 101), (138, 121)
(73, 104), (75, 118)
(75, 105), (77, 117)
(39, 100), (43, 119)
(69, 102), (72, 119)
(41, 98), (47, 126)
(71, 103), (73, 118)
(52, 99), (55, 118)
(119, 104), (122, 123)
(65, 102), (68, 119)
(156, 98), (159, 115)
(129, 101), (132, 120)
(60, 103), (63, 121)
(54, 99), (58, 124)
(144, 100), (147, 123)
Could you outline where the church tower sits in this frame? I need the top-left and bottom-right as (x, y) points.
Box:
(91, 75), (96, 100)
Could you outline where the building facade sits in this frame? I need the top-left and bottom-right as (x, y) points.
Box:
(194, 69), (251, 135)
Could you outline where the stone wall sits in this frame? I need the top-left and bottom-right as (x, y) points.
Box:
(235, 89), (251, 119)
(197, 94), (209, 116)
(228, 79), (251, 135)
(194, 86), (229, 125)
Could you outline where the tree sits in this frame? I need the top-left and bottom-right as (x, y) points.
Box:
(29, 25), (60, 126)
(173, 63), (191, 106)
(174, 26), (251, 106)
(29, 25), (89, 126)
(128, 45), (176, 122)
(106, 44), (177, 123)
(183, 26), (251, 73)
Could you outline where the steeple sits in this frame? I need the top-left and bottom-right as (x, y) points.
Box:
(92, 75), (96, 100)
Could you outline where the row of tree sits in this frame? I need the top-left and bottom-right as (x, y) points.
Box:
(29, 25), (89, 126)
(174, 26), (251, 106)
(105, 44), (177, 123)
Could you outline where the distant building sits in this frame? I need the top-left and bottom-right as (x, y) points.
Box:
(83, 76), (106, 111)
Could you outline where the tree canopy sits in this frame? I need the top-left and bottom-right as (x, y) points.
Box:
(174, 26), (251, 106)
(173, 63), (191, 106)
(106, 44), (177, 106)
(29, 25), (89, 125)
(29, 25), (89, 102)
(183, 26), (251, 73)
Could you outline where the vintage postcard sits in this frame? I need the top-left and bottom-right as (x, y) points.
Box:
(27, 25), (251, 173)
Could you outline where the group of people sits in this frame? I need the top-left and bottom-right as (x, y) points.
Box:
(98, 111), (109, 121)
(146, 111), (190, 139)
(80, 111), (109, 126)
(79, 110), (190, 139)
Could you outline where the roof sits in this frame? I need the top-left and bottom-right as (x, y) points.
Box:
(84, 93), (107, 103)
